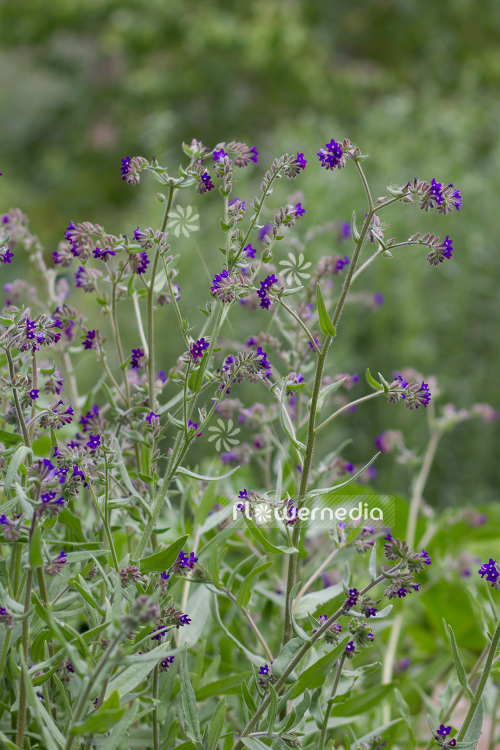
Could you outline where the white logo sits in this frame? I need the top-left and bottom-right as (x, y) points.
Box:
(167, 205), (200, 237)
(279, 252), (312, 286)
(254, 503), (272, 525)
(207, 418), (241, 452)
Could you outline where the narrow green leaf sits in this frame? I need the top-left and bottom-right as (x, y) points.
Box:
(5, 445), (33, 498)
(236, 558), (273, 608)
(196, 672), (253, 701)
(0, 428), (22, 445)
(316, 283), (336, 336)
(448, 624), (474, 699)
(241, 738), (270, 750)
(366, 367), (383, 391)
(29, 525), (43, 568)
(368, 545), (377, 582)
(181, 652), (202, 744)
(394, 689), (416, 749)
(242, 514), (298, 555)
(266, 683), (278, 732)
(308, 378), (346, 413)
(271, 637), (304, 679)
(175, 465), (240, 482)
(329, 682), (395, 717)
(207, 698), (226, 750)
(290, 638), (349, 699)
(209, 595), (262, 667)
(241, 680), (257, 713)
(70, 691), (127, 735)
(139, 534), (188, 574)
(462, 696), (484, 749)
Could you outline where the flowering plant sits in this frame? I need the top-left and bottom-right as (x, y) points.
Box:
(0, 137), (498, 750)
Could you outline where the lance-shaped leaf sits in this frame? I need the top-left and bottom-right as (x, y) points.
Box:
(289, 637), (349, 699)
(139, 534), (188, 574)
(181, 652), (202, 744)
(316, 283), (336, 336)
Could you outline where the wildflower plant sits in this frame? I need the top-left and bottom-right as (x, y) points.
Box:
(0, 135), (497, 750)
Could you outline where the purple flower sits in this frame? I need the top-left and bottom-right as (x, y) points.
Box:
(121, 157), (131, 179)
(345, 641), (355, 653)
(318, 139), (344, 170)
(86, 434), (101, 450)
(238, 489), (248, 499)
(133, 226), (141, 240)
(29, 389), (39, 400)
(345, 588), (358, 607)
(190, 337), (209, 360)
(178, 551), (198, 569)
(130, 252), (150, 275)
(244, 244), (257, 259)
(294, 202), (305, 217)
(93, 246), (116, 261)
(131, 348), (145, 369)
(250, 146), (258, 163)
(420, 549), (432, 566)
(436, 725), (452, 738)
(443, 235), (453, 259)
(213, 148), (227, 162)
(336, 256), (350, 271)
(259, 664), (269, 675)
(188, 420), (202, 436)
(341, 221), (351, 238)
(429, 178), (444, 205)
(178, 614), (191, 625)
(374, 292), (384, 306)
(201, 172), (214, 191)
(146, 411), (160, 425)
(452, 187), (462, 211)
(296, 152), (307, 170)
(158, 370), (167, 383)
(210, 269), (230, 295)
(478, 558), (499, 585)
(0, 249), (14, 264)
(160, 571), (170, 580)
(83, 330), (97, 350)
(221, 452), (237, 464)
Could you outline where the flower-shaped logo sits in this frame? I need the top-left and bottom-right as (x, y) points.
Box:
(254, 503), (272, 525)
(207, 418), (241, 452)
(279, 252), (312, 286)
(167, 205), (200, 237)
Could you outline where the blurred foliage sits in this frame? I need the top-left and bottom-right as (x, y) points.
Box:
(1, 0), (499, 507)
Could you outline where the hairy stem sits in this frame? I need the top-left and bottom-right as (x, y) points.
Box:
(319, 654), (347, 750)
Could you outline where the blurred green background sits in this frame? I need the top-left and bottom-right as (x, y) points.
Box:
(1, 0), (499, 507)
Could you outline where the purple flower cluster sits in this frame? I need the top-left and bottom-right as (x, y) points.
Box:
(210, 269), (229, 295)
(131, 348), (145, 369)
(336, 256), (349, 271)
(83, 330), (97, 350)
(178, 551), (198, 569)
(478, 558), (499, 588)
(317, 139), (344, 170)
(121, 157), (131, 179)
(257, 274), (278, 310)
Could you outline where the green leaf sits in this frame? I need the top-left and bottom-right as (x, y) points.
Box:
(58, 508), (84, 542)
(70, 691), (127, 735)
(242, 514), (298, 555)
(241, 738), (270, 750)
(99, 702), (139, 750)
(196, 672), (253, 701)
(293, 583), (343, 618)
(188, 365), (204, 393)
(209, 594), (262, 666)
(139, 534), (188, 574)
(105, 641), (176, 699)
(181, 652), (202, 744)
(241, 680), (257, 713)
(0, 428), (22, 445)
(175, 465), (240, 482)
(207, 698), (226, 750)
(351, 210), (360, 241)
(72, 575), (106, 615)
(316, 283), (336, 336)
(236, 557), (273, 609)
(462, 697), (484, 749)
(368, 545), (377, 582)
(366, 367), (383, 391)
(271, 637), (304, 680)
(308, 378), (346, 413)
(394, 689), (416, 749)
(29, 525), (43, 568)
(448, 624), (474, 700)
(266, 683), (278, 732)
(329, 682), (395, 717)
(5, 445), (33, 498)
(290, 638), (349, 698)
